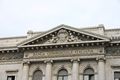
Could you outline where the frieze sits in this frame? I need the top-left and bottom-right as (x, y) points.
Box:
(24, 47), (104, 58)
(0, 52), (24, 60)
(106, 47), (120, 55)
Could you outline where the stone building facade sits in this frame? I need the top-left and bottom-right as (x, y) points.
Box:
(0, 24), (120, 80)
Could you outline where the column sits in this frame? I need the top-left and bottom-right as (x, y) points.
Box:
(45, 61), (52, 80)
(71, 59), (79, 80)
(29, 76), (32, 80)
(22, 61), (30, 80)
(98, 58), (105, 80)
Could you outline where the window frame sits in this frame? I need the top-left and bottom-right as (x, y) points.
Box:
(7, 76), (15, 80)
(6, 70), (18, 80)
(83, 68), (94, 80)
(111, 66), (120, 80)
(57, 69), (68, 80)
(32, 70), (43, 80)
(114, 71), (120, 80)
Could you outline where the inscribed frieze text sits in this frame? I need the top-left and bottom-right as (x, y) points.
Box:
(27, 48), (104, 58)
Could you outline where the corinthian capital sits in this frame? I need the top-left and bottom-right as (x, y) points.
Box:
(71, 58), (80, 62)
(44, 59), (53, 63)
(96, 56), (106, 61)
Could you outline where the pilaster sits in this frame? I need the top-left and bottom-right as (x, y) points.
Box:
(71, 58), (80, 80)
(22, 61), (30, 80)
(45, 60), (53, 80)
(97, 57), (105, 80)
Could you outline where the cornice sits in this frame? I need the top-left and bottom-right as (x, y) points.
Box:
(0, 36), (27, 40)
(0, 60), (23, 64)
(2, 24), (120, 52)
(2, 39), (120, 53)
(105, 28), (120, 31)
(19, 40), (109, 47)
(0, 47), (18, 51)
(0, 39), (111, 52)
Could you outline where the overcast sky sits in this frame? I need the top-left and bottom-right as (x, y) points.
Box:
(0, 0), (120, 37)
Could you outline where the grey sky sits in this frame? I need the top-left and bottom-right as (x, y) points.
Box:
(0, 0), (120, 37)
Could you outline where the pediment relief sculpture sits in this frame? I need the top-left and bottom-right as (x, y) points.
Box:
(45, 29), (82, 44)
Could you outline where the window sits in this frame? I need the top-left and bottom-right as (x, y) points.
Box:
(32, 70), (43, 80)
(7, 76), (15, 80)
(6, 70), (18, 80)
(83, 68), (94, 80)
(57, 69), (68, 80)
(114, 72), (120, 80)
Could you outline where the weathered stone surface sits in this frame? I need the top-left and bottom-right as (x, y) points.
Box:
(106, 47), (120, 55)
(0, 52), (23, 60)
(24, 47), (104, 58)
(0, 25), (120, 80)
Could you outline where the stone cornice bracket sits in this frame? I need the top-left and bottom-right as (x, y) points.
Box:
(96, 56), (106, 62)
(44, 59), (53, 63)
(71, 58), (80, 62)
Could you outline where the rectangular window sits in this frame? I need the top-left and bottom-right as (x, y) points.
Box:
(7, 76), (15, 80)
(84, 75), (89, 80)
(6, 70), (18, 80)
(84, 75), (94, 80)
(114, 72), (120, 80)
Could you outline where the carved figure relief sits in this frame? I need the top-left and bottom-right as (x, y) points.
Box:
(57, 29), (68, 43)
(46, 29), (81, 44)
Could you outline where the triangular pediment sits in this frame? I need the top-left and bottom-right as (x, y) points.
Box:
(18, 24), (110, 47)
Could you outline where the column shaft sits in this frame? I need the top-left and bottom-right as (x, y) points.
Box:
(72, 61), (79, 80)
(98, 60), (105, 80)
(45, 62), (52, 80)
(22, 63), (29, 80)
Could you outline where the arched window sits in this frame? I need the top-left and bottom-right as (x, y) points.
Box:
(57, 69), (68, 80)
(32, 70), (43, 80)
(83, 68), (94, 80)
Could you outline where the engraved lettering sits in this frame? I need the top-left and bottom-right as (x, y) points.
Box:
(29, 48), (103, 58)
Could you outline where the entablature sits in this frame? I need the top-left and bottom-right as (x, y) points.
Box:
(22, 54), (105, 63)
